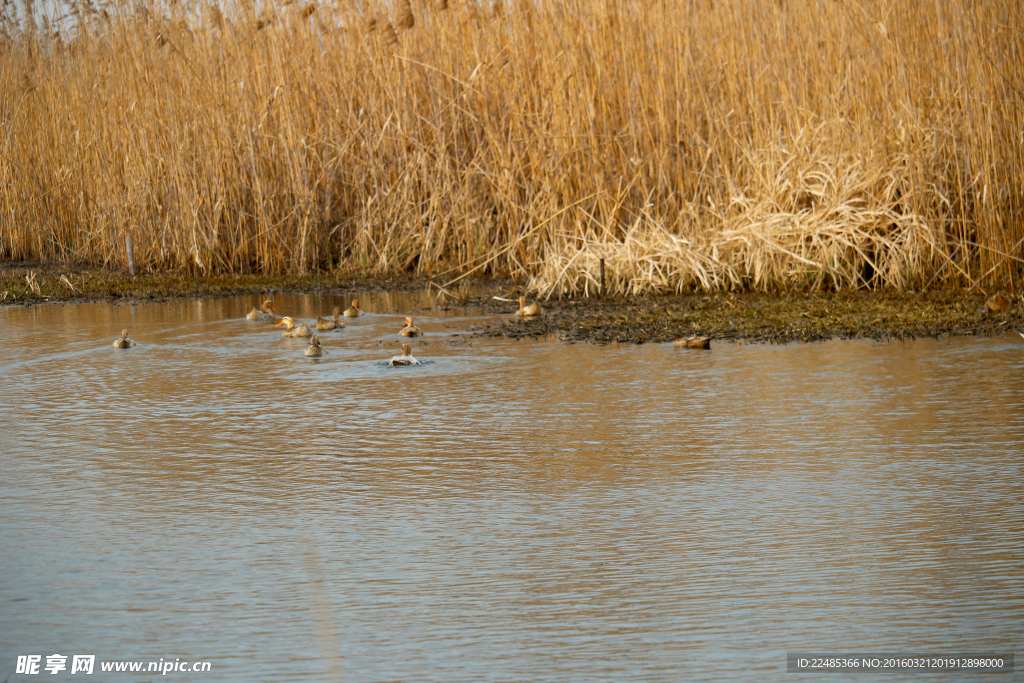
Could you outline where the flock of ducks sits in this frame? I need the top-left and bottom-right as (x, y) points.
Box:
(111, 295), (550, 365)
(112, 298), (425, 365)
(253, 298), (424, 364)
(109, 293), (719, 355)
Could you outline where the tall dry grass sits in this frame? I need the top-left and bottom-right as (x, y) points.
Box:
(1, 0), (1022, 294)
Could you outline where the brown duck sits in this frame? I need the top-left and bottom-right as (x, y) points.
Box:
(399, 317), (422, 337)
(316, 307), (344, 330)
(246, 299), (278, 321)
(304, 335), (325, 356)
(515, 296), (542, 317)
(674, 335), (711, 349)
(276, 317), (313, 338)
(389, 343), (420, 366)
(986, 293), (1012, 312)
(112, 329), (136, 348)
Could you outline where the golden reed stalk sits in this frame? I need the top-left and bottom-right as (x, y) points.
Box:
(1, 0), (1021, 293)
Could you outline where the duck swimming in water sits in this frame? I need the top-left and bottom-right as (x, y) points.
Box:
(674, 334), (711, 349)
(515, 296), (542, 317)
(389, 343), (420, 366)
(304, 335), (325, 356)
(343, 300), (363, 317)
(112, 329), (135, 348)
(399, 317), (422, 337)
(276, 316), (313, 338)
(316, 307), (344, 330)
(246, 299), (278, 321)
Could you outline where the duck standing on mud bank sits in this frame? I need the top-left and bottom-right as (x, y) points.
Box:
(246, 299), (278, 321)
(515, 296), (542, 317)
(674, 335), (711, 349)
(986, 293), (1012, 312)
(399, 317), (422, 337)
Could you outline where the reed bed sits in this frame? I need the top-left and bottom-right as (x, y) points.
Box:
(1, 0), (1022, 294)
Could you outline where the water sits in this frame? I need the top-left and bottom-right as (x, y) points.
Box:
(1, 292), (1022, 682)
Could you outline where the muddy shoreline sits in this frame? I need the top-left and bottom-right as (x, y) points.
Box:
(2, 262), (1021, 344)
(475, 290), (1023, 344)
(0, 261), (435, 306)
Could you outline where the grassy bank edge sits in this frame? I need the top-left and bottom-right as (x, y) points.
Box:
(0, 261), (443, 305)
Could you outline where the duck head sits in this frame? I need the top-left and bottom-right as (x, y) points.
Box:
(275, 316), (295, 330)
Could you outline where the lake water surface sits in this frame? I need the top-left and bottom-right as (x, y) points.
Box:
(2, 292), (1023, 681)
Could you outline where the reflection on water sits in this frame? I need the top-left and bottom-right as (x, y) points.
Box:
(1, 292), (1023, 682)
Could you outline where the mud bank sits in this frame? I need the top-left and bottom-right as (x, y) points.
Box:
(475, 291), (1024, 344)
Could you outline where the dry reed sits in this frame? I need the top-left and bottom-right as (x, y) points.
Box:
(1, 0), (1022, 293)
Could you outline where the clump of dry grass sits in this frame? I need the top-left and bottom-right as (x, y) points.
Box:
(1, 0), (1022, 293)
(531, 123), (945, 296)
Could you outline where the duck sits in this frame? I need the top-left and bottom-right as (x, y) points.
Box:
(275, 316), (313, 338)
(343, 300), (363, 317)
(304, 335), (325, 356)
(673, 334), (711, 349)
(515, 296), (542, 317)
(112, 329), (135, 348)
(389, 343), (420, 366)
(399, 316), (422, 337)
(316, 307), (344, 330)
(986, 293), (1012, 312)
(246, 299), (278, 321)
